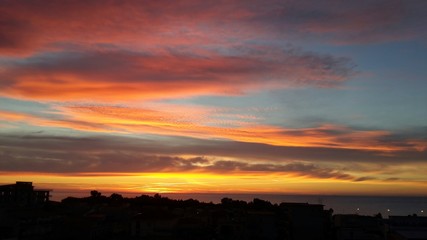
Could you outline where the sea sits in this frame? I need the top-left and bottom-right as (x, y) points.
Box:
(51, 191), (427, 218)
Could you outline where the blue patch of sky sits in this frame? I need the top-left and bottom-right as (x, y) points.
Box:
(0, 97), (65, 119)
(162, 38), (427, 131)
(312, 41), (427, 127)
(0, 97), (48, 114)
(0, 122), (77, 137)
(252, 40), (427, 130)
(163, 74), (426, 132)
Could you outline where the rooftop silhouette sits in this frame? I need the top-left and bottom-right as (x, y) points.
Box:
(1, 182), (427, 239)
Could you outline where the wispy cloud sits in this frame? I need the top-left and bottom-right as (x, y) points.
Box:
(0, 47), (354, 101)
(2, 105), (426, 153)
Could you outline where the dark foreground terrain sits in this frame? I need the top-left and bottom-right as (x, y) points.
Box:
(1, 182), (427, 240)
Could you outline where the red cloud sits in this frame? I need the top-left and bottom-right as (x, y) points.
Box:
(0, 48), (354, 101)
(2, 0), (424, 102)
(0, 0), (424, 56)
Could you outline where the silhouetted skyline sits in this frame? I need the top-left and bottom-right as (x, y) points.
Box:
(1, 181), (427, 239)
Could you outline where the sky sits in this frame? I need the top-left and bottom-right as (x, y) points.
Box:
(0, 0), (427, 197)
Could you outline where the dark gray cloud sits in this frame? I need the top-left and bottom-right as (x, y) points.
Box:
(0, 135), (358, 181)
(207, 161), (353, 180)
(353, 176), (376, 182)
(0, 133), (425, 177)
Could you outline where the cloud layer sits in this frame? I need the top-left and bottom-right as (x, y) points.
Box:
(2, 106), (426, 153)
(0, 47), (354, 101)
(1, 0), (426, 55)
(2, 0), (424, 103)
(1, 0), (426, 195)
(0, 133), (425, 182)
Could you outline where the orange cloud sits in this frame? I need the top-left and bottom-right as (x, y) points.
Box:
(4, 102), (427, 154)
(0, 48), (354, 102)
(0, 110), (34, 121)
(61, 105), (427, 152)
(0, 109), (119, 133)
(3, 104), (425, 153)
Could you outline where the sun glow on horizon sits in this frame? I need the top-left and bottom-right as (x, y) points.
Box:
(1, 172), (427, 201)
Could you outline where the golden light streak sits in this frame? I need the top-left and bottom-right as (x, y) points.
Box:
(2, 108), (426, 153)
(1, 172), (426, 201)
(60, 106), (426, 152)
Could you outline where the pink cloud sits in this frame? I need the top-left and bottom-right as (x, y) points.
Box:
(0, 48), (354, 101)
(0, 0), (424, 56)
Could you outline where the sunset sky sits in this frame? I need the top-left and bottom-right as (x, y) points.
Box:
(1, 0), (426, 197)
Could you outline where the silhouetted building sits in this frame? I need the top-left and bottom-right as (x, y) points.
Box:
(387, 216), (427, 240)
(131, 207), (178, 239)
(334, 214), (386, 240)
(0, 181), (50, 207)
(246, 211), (281, 240)
(281, 202), (330, 240)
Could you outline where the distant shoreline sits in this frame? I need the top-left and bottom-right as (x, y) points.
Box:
(49, 191), (427, 217)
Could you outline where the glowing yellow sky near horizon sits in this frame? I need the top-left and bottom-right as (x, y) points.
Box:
(1, 172), (426, 200)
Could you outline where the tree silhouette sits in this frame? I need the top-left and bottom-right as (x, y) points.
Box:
(109, 193), (123, 202)
(90, 190), (101, 198)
